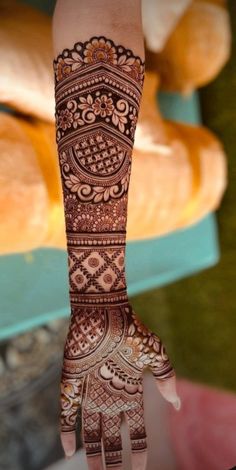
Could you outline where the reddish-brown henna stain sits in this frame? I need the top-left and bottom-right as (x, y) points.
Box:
(53, 36), (175, 468)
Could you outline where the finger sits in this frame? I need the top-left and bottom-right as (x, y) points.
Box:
(147, 337), (181, 411)
(101, 412), (123, 469)
(60, 431), (77, 460)
(82, 409), (103, 470)
(155, 373), (181, 411)
(125, 406), (147, 470)
(60, 376), (83, 457)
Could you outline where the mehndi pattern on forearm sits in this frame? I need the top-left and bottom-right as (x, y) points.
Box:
(54, 36), (175, 468)
(54, 36), (145, 309)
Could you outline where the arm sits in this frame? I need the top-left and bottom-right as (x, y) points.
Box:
(52, 1), (180, 468)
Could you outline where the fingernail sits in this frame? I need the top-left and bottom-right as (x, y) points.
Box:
(173, 397), (181, 410)
(65, 450), (74, 458)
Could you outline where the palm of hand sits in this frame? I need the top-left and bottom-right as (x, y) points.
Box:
(60, 303), (179, 469)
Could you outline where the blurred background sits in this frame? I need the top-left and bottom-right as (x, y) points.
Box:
(0, 0), (235, 469)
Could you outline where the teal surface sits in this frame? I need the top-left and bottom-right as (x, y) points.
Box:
(22, 0), (55, 15)
(0, 214), (218, 340)
(158, 90), (202, 124)
(0, 1), (219, 338)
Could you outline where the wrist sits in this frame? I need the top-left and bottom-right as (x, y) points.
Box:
(70, 289), (129, 310)
(67, 231), (129, 308)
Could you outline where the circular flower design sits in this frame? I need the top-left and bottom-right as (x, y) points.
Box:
(58, 109), (73, 131)
(72, 214), (94, 232)
(94, 215), (113, 232)
(75, 274), (84, 285)
(95, 201), (112, 218)
(92, 95), (115, 118)
(103, 274), (113, 284)
(88, 257), (100, 268)
(84, 38), (118, 64)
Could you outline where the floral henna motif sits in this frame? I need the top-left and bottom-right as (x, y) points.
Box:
(54, 36), (145, 88)
(54, 36), (175, 467)
(60, 377), (84, 432)
(121, 307), (175, 380)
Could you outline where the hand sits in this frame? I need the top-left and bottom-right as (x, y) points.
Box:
(59, 302), (181, 469)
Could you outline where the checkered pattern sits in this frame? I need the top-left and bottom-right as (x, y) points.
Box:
(74, 131), (126, 176)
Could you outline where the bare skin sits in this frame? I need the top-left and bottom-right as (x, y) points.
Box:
(52, 1), (181, 468)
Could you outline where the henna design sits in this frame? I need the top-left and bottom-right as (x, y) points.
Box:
(54, 36), (175, 467)
(82, 409), (102, 457)
(102, 412), (122, 467)
(60, 377), (84, 432)
(125, 406), (147, 452)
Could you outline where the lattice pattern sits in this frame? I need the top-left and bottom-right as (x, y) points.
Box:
(68, 246), (126, 293)
(64, 308), (106, 357)
(72, 132), (126, 177)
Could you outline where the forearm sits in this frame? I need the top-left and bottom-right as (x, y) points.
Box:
(52, 0), (145, 310)
(52, 0), (145, 59)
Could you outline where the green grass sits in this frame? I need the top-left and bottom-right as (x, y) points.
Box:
(132, 0), (236, 393)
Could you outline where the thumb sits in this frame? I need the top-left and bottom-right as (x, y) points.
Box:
(155, 373), (181, 411)
(145, 333), (181, 411)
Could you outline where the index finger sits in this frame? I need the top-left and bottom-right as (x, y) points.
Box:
(60, 376), (83, 457)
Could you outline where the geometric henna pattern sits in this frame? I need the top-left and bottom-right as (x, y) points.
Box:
(53, 36), (175, 467)
(64, 308), (107, 357)
(82, 409), (102, 456)
(125, 406), (147, 452)
(102, 412), (122, 467)
(68, 245), (127, 294)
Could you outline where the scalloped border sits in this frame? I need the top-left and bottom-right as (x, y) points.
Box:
(53, 35), (145, 85)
